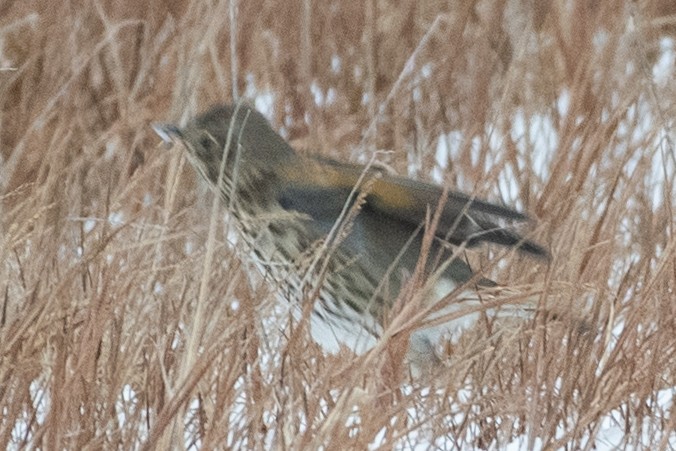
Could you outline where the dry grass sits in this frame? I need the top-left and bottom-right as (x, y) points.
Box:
(1, 0), (675, 449)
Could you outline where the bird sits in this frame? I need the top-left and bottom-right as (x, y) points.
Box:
(153, 102), (548, 368)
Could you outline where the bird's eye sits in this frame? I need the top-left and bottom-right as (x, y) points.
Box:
(200, 135), (213, 149)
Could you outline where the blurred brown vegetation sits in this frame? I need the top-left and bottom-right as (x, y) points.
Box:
(1, 0), (675, 449)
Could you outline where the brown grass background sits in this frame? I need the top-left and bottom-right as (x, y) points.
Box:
(1, 0), (675, 449)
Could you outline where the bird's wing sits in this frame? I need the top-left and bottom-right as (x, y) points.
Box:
(276, 156), (548, 258)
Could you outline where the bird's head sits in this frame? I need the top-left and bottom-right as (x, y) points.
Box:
(153, 103), (295, 189)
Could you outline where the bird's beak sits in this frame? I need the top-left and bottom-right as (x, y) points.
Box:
(152, 123), (183, 145)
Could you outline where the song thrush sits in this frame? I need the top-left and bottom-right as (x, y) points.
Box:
(153, 102), (547, 365)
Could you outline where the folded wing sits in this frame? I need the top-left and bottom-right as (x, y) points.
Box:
(276, 157), (548, 259)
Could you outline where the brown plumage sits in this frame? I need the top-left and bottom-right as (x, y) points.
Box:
(154, 102), (548, 363)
